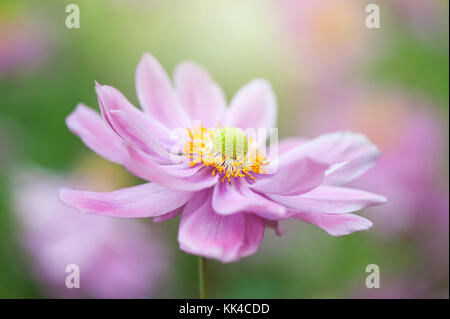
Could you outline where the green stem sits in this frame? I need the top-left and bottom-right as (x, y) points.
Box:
(198, 256), (208, 299)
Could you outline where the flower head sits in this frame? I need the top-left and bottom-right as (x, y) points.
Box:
(185, 125), (267, 182)
(59, 53), (386, 263)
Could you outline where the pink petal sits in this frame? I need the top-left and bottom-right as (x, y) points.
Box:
(212, 179), (289, 220)
(124, 146), (218, 191)
(265, 219), (285, 236)
(96, 83), (173, 158)
(267, 185), (387, 214)
(293, 212), (373, 236)
(135, 53), (190, 128)
(251, 156), (328, 196)
(59, 183), (193, 218)
(284, 132), (380, 185)
(66, 103), (126, 164)
(153, 210), (180, 223)
(224, 79), (277, 130)
(237, 213), (266, 258)
(277, 137), (307, 155)
(178, 191), (264, 263)
(173, 61), (226, 128)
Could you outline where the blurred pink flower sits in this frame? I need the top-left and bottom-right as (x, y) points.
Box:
(305, 86), (449, 283)
(59, 53), (385, 263)
(389, 0), (449, 42)
(305, 87), (448, 238)
(0, 17), (50, 77)
(275, 0), (379, 83)
(14, 169), (168, 298)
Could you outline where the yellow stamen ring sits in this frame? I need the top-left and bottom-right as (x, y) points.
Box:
(183, 125), (268, 182)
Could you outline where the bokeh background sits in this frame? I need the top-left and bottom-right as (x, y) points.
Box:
(0, 0), (448, 298)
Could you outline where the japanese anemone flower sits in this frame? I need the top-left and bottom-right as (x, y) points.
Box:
(59, 53), (386, 263)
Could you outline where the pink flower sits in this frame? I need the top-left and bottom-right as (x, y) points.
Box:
(390, 0), (449, 43)
(59, 53), (386, 263)
(275, 0), (379, 83)
(305, 87), (448, 236)
(304, 86), (449, 281)
(15, 169), (168, 298)
(0, 14), (51, 78)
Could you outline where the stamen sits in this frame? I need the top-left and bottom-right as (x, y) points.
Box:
(183, 125), (267, 182)
(212, 127), (248, 161)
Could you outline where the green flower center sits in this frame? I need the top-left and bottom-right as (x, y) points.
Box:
(212, 127), (249, 160)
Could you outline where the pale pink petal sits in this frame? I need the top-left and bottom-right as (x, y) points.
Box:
(153, 210), (181, 223)
(212, 179), (289, 220)
(178, 191), (264, 263)
(59, 183), (193, 218)
(277, 137), (307, 155)
(268, 185), (386, 214)
(135, 53), (190, 128)
(224, 79), (277, 130)
(66, 104), (126, 164)
(237, 213), (266, 258)
(124, 146), (218, 191)
(173, 62), (226, 127)
(293, 212), (373, 236)
(265, 219), (285, 236)
(96, 83), (174, 158)
(283, 132), (380, 185)
(251, 156), (328, 196)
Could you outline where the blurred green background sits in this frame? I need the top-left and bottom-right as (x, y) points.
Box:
(0, 0), (448, 298)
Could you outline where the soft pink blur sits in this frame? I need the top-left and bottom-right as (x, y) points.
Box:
(308, 88), (448, 232)
(305, 87), (449, 275)
(275, 0), (379, 84)
(13, 168), (169, 298)
(0, 14), (51, 77)
(389, 0), (449, 42)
